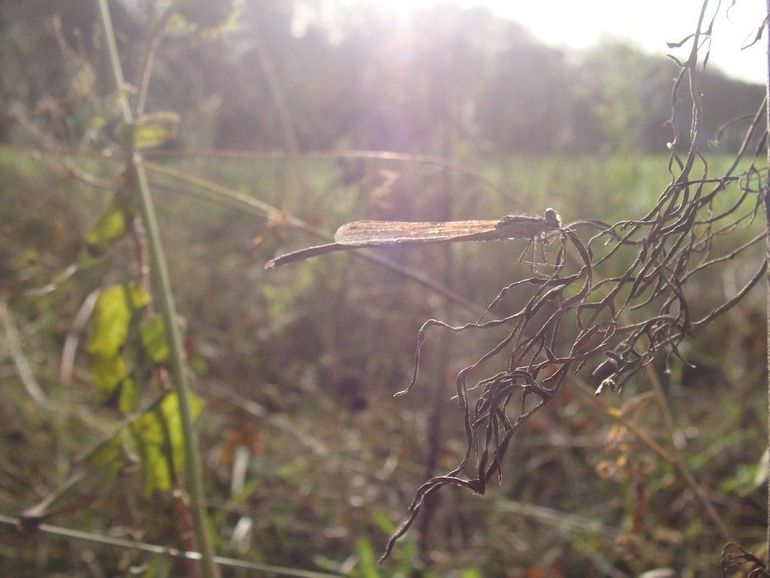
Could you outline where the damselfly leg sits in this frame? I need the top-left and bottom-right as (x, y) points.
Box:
(517, 230), (559, 273)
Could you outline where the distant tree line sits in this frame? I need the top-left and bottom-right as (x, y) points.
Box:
(1, 0), (763, 154)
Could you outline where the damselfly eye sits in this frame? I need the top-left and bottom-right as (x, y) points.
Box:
(544, 208), (561, 228)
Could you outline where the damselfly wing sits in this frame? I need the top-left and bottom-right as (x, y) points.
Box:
(265, 208), (561, 269)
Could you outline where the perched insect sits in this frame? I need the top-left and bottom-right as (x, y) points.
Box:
(265, 208), (562, 269)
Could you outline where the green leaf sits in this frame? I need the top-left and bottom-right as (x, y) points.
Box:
(84, 203), (128, 257)
(132, 112), (179, 150)
(131, 392), (203, 495)
(118, 378), (139, 414)
(90, 431), (136, 480)
(88, 285), (150, 403)
(140, 316), (170, 364)
(89, 354), (128, 395)
(354, 537), (380, 578)
(88, 284), (150, 358)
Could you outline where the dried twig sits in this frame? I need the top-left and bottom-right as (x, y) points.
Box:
(373, 2), (766, 559)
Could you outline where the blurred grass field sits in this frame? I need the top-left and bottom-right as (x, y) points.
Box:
(2, 147), (768, 575)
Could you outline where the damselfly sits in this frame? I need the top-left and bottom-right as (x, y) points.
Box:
(265, 208), (561, 269)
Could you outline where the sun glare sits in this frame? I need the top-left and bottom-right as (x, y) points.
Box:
(348, 0), (766, 83)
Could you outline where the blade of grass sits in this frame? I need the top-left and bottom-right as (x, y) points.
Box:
(0, 514), (342, 578)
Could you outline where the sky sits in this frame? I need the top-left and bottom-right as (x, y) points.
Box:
(354, 0), (768, 84)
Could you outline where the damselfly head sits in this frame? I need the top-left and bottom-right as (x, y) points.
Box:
(544, 208), (561, 228)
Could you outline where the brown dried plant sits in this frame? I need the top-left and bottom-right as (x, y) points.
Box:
(366, 1), (768, 562)
(263, 1), (768, 562)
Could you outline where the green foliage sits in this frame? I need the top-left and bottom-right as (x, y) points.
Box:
(140, 316), (170, 364)
(131, 112), (180, 150)
(87, 284), (151, 411)
(2, 2), (762, 154)
(84, 202), (129, 258)
(89, 285), (150, 357)
(1, 0), (768, 574)
(577, 43), (670, 153)
(88, 354), (134, 410)
(89, 431), (136, 483)
(354, 537), (380, 578)
(3, 145), (767, 575)
(329, 535), (428, 578)
(130, 392), (203, 495)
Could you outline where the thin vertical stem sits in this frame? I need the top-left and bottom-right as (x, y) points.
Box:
(765, 0), (770, 566)
(95, 2), (219, 577)
(416, 66), (455, 562)
(417, 182), (453, 563)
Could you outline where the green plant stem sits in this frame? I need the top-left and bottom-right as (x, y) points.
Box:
(95, 2), (219, 577)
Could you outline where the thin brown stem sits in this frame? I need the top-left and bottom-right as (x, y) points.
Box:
(143, 161), (483, 316)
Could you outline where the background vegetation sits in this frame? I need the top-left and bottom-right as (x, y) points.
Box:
(0, 1), (768, 577)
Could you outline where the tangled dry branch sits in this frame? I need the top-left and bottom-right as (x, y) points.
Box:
(380, 1), (769, 562)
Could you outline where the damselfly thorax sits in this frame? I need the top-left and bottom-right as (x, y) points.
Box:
(265, 208), (561, 269)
